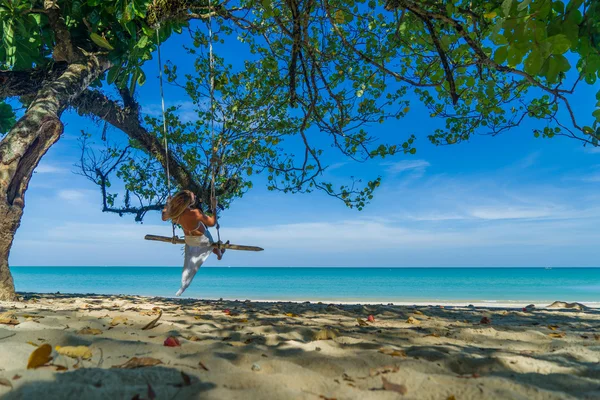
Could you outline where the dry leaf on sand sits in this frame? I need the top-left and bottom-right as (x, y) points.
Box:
(312, 328), (338, 341)
(480, 317), (491, 325)
(77, 327), (102, 335)
(0, 313), (19, 326)
(549, 332), (566, 338)
(357, 318), (368, 327)
(285, 313), (299, 318)
(406, 316), (420, 325)
(110, 316), (128, 326)
(369, 366), (400, 377)
(198, 361), (209, 371)
(382, 377), (407, 395)
(55, 345), (93, 360)
(0, 378), (12, 389)
(164, 336), (181, 347)
(142, 310), (162, 330)
(181, 371), (192, 386)
(27, 344), (53, 369)
(379, 348), (406, 357)
(112, 357), (163, 369)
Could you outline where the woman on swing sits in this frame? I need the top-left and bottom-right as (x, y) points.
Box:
(162, 190), (226, 296)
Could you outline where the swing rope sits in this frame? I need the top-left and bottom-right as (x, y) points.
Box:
(207, 0), (222, 248)
(156, 24), (176, 239)
(155, 7), (221, 245)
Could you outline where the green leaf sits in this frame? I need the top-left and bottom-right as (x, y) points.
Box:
(136, 35), (149, 49)
(137, 70), (146, 86)
(593, 109), (600, 122)
(502, 0), (513, 16)
(90, 33), (114, 50)
(517, 0), (531, 11)
(494, 46), (508, 64)
(107, 66), (120, 84)
(545, 34), (571, 55)
(524, 49), (544, 75)
(0, 102), (16, 135)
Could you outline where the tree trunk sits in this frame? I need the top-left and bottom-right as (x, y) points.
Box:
(0, 201), (22, 300)
(0, 55), (111, 300)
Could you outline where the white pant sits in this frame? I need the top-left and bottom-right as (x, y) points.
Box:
(175, 232), (214, 296)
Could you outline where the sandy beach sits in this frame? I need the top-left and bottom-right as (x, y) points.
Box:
(0, 293), (599, 399)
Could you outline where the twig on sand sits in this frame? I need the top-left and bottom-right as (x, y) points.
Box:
(0, 333), (16, 341)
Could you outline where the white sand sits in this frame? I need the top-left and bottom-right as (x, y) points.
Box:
(1, 293), (599, 399)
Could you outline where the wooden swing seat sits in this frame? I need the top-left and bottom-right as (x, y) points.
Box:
(144, 234), (264, 251)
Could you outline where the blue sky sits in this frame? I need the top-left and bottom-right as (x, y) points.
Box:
(9, 23), (600, 268)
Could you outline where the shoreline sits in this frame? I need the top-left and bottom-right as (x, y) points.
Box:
(16, 291), (600, 309)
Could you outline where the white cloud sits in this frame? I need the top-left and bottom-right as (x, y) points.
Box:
(143, 101), (200, 123)
(35, 164), (69, 174)
(581, 173), (600, 182)
(468, 206), (556, 220)
(584, 146), (600, 154)
(383, 159), (430, 176)
(57, 189), (89, 202)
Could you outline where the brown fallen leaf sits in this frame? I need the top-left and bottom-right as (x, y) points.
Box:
(549, 332), (566, 339)
(12, 375), (21, 380)
(142, 310), (162, 330)
(447, 396), (456, 400)
(0, 377), (12, 389)
(26, 341), (38, 347)
(379, 348), (407, 357)
(110, 316), (128, 326)
(181, 371), (192, 386)
(406, 316), (420, 325)
(312, 328), (338, 341)
(0, 313), (19, 326)
(319, 396), (337, 400)
(198, 361), (209, 371)
(112, 357), (163, 369)
(382, 377), (407, 395)
(27, 344), (53, 369)
(285, 313), (299, 318)
(357, 318), (368, 327)
(147, 383), (156, 400)
(186, 335), (203, 342)
(480, 317), (491, 325)
(234, 318), (248, 323)
(20, 314), (43, 319)
(548, 325), (559, 331)
(425, 333), (440, 338)
(55, 345), (93, 360)
(78, 327), (103, 335)
(369, 365), (400, 377)
(413, 310), (424, 315)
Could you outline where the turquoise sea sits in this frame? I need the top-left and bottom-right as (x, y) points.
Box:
(10, 267), (600, 305)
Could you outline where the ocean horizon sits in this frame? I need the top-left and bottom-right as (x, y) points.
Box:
(10, 266), (600, 305)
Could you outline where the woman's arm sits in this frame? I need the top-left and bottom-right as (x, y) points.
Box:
(191, 209), (216, 227)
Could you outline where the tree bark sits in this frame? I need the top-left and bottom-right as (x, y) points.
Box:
(0, 55), (111, 300)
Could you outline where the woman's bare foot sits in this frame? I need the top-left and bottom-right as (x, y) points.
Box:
(213, 241), (228, 260)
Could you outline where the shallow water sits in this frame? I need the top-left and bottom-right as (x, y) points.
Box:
(11, 267), (600, 304)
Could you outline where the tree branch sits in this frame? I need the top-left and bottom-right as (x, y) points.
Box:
(72, 90), (209, 201)
(44, 0), (78, 62)
(0, 63), (68, 99)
